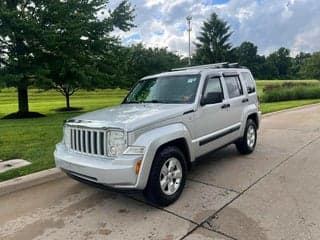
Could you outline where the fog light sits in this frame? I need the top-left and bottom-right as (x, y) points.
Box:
(110, 146), (117, 155)
(135, 160), (142, 175)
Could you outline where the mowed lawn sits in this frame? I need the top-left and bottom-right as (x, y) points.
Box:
(0, 88), (127, 181)
(1, 80), (320, 181)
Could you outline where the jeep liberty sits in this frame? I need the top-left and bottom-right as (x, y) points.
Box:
(54, 62), (261, 206)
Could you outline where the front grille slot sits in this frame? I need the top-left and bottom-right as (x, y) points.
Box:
(99, 132), (105, 155)
(68, 127), (107, 157)
(88, 131), (92, 153)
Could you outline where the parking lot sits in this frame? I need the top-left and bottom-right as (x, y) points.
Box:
(1, 104), (320, 240)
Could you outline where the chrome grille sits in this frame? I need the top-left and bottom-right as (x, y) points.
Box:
(67, 127), (107, 157)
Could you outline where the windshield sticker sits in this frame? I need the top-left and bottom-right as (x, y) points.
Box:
(187, 78), (197, 83)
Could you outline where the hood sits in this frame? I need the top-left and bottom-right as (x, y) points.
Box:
(68, 103), (194, 131)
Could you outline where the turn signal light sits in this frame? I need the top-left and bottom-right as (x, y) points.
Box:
(135, 160), (142, 175)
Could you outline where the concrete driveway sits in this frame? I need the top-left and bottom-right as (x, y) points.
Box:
(1, 104), (320, 240)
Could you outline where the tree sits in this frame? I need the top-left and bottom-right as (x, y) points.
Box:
(124, 44), (183, 88)
(0, 0), (45, 117)
(234, 41), (264, 77)
(266, 47), (292, 79)
(300, 52), (320, 80)
(193, 12), (233, 64)
(290, 52), (311, 79)
(38, 0), (135, 110)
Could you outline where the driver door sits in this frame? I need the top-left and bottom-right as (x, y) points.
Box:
(194, 75), (231, 156)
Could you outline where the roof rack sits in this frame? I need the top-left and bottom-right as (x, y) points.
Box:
(171, 62), (244, 71)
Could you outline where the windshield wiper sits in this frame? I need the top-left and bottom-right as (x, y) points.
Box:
(141, 100), (168, 103)
(123, 100), (141, 104)
(124, 100), (169, 104)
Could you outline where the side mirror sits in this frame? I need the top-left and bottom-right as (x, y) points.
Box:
(201, 92), (223, 106)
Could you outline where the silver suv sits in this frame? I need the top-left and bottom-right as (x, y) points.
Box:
(54, 62), (261, 206)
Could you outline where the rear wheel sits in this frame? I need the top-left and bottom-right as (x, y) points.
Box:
(236, 119), (257, 154)
(143, 146), (187, 206)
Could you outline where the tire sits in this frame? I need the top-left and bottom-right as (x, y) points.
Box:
(143, 146), (187, 206)
(236, 119), (257, 154)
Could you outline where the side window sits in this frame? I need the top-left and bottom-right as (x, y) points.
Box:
(241, 72), (256, 94)
(224, 75), (243, 98)
(202, 77), (224, 104)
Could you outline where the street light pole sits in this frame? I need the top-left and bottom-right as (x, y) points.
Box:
(186, 16), (192, 66)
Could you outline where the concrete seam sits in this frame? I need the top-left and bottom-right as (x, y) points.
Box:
(187, 178), (240, 194)
(126, 194), (199, 225)
(178, 224), (200, 240)
(126, 194), (240, 240)
(179, 225), (238, 240)
(197, 134), (320, 235)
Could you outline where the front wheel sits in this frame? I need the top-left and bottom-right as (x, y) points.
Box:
(236, 119), (257, 154)
(143, 146), (187, 206)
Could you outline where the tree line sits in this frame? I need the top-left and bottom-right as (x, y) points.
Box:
(193, 13), (320, 81)
(0, 1), (319, 117)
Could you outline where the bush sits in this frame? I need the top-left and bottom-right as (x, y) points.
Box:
(262, 81), (319, 93)
(263, 85), (320, 102)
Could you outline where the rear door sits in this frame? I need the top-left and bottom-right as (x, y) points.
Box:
(221, 72), (246, 141)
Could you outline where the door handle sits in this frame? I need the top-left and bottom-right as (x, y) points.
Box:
(221, 103), (230, 109)
(242, 98), (249, 103)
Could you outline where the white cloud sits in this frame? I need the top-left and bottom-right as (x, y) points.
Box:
(110, 0), (320, 56)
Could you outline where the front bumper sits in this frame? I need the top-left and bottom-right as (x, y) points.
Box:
(54, 143), (143, 189)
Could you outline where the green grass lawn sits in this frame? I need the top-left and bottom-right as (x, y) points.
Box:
(0, 88), (127, 181)
(0, 81), (319, 182)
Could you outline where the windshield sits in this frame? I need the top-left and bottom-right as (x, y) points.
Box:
(124, 74), (201, 104)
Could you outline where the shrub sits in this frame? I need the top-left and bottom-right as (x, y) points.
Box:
(263, 85), (320, 102)
(262, 81), (319, 93)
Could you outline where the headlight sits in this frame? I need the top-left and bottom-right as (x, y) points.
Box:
(107, 130), (127, 157)
(123, 146), (145, 155)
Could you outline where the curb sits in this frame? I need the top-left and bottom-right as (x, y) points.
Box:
(0, 168), (65, 197)
(262, 102), (320, 118)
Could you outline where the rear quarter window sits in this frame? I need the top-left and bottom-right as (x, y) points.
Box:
(241, 72), (256, 94)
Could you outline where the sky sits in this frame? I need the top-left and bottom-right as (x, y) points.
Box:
(110, 0), (320, 57)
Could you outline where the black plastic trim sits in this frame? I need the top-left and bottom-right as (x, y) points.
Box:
(199, 125), (240, 146)
(183, 110), (195, 115)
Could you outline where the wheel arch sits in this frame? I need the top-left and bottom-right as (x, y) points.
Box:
(155, 138), (192, 170)
(247, 112), (259, 129)
(132, 123), (194, 190)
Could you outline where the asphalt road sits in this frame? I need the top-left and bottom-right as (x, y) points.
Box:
(1, 104), (320, 240)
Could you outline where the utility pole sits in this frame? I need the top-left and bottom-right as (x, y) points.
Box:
(186, 16), (192, 65)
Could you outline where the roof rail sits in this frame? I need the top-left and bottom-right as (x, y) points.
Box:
(172, 62), (229, 71)
(228, 62), (240, 68)
(171, 62), (247, 71)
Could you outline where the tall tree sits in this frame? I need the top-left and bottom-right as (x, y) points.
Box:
(193, 12), (233, 64)
(38, 0), (135, 110)
(300, 52), (320, 80)
(0, 0), (44, 117)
